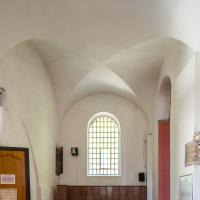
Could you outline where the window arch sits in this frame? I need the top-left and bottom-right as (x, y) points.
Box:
(87, 112), (121, 176)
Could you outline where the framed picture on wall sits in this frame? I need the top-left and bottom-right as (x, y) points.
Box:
(179, 174), (193, 200)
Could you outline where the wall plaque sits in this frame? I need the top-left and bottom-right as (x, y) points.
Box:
(0, 189), (17, 200)
(0, 175), (16, 185)
(185, 141), (200, 166)
(180, 174), (193, 200)
(56, 147), (63, 176)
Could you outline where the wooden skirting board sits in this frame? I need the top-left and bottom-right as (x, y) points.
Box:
(56, 185), (147, 200)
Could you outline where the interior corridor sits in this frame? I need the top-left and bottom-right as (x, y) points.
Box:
(0, 0), (200, 200)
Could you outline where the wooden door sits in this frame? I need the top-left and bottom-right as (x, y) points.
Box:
(0, 147), (30, 200)
(158, 121), (170, 200)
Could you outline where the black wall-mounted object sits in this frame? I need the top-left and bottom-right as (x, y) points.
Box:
(139, 172), (145, 182)
(71, 147), (79, 156)
(56, 147), (63, 176)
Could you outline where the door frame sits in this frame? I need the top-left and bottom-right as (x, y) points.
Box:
(0, 146), (31, 200)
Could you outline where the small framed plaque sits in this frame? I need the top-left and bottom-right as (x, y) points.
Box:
(185, 141), (196, 166)
(0, 188), (17, 200)
(179, 174), (193, 200)
(0, 174), (16, 185)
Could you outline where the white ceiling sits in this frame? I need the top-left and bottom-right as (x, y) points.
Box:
(0, 0), (198, 123)
(30, 38), (185, 125)
(0, 0), (199, 56)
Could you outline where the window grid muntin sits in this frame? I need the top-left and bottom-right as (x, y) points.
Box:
(88, 114), (120, 176)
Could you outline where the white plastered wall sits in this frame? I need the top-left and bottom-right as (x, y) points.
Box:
(59, 93), (148, 186)
(0, 42), (58, 200)
(153, 42), (195, 200)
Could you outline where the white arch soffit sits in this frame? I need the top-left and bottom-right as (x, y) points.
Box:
(61, 65), (149, 126)
(157, 76), (172, 121)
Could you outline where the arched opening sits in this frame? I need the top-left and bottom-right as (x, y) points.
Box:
(0, 40), (58, 200)
(157, 76), (171, 200)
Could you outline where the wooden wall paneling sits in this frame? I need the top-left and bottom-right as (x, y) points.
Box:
(86, 187), (94, 200)
(130, 187), (147, 200)
(107, 186), (120, 200)
(142, 187), (147, 200)
(57, 185), (68, 200)
(140, 186), (147, 200)
(93, 186), (100, 200)
(107, 187), (113, 200)
(56, 185), (147, 200)
(68, 187), (73, 200)
(69, 186), (78, 200)
(77, 186), (86, 200)
(99, 187), (107, 200)
(130, 187), (139, 200)
(113, 187), (120, 200)
(120, 186), (131, 200)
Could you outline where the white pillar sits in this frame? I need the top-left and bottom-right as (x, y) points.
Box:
(0, 88), (5, 140)
(193, 52), (200, 200)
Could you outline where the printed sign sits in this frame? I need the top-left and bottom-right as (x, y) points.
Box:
(0, 175), (16, 185)
(0, 189), (17, 200)
(180, 174), (193, 200)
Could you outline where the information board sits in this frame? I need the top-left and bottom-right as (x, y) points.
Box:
(0, 175), (16, 185)
(0, 189), (17, 200)
(180, 174), (193, 200)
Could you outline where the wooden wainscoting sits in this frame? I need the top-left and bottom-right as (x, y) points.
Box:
(56, 185), (147, 200)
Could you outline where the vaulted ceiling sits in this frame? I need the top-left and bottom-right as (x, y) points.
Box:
(30, 38), (190, 126)
(0, 0), (198, 124)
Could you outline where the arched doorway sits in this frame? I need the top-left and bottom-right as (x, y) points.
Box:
(157, 77), (171, 200)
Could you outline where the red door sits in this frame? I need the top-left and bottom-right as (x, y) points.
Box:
(158, 121), (170, 200)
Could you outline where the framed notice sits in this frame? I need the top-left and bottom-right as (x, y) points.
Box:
(0, 188), (17, 200)
(0, 175), (16, 185)
(185, 141), (200, 166)
(179, 174), (193, 200)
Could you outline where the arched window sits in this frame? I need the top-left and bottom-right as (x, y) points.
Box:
(87, 112), (121, 176)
